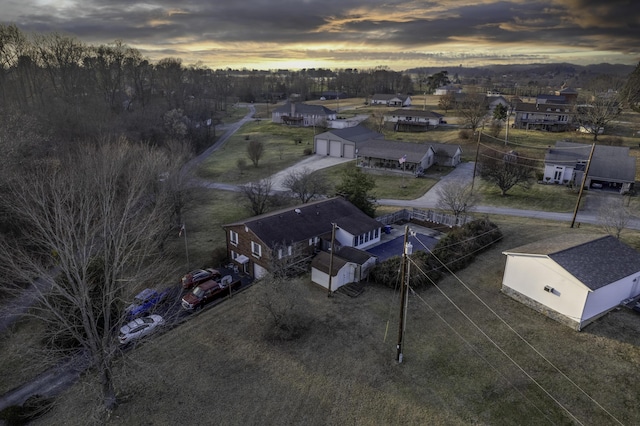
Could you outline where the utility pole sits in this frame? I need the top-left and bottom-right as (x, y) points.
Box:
(327, 223), (336, 297)
(471, 130), (482, 193)
(396, 226), (412, 363)
(571, 143), (596, 228)
(179, 223), (189, 268)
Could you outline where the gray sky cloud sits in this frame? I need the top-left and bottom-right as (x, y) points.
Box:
(2, 0), (638, 69)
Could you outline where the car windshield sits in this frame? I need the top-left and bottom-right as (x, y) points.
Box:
(142, 317), (154, 324)
(192, 287), (204, 298)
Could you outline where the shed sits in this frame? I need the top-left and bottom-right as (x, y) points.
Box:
(501, 234), (640, 330)
(311, 246), (377, 290)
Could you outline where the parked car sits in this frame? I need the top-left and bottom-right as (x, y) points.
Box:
(118, 315), (165, 345)
(181, 268), (221, 290)
(181, 275), (241, 310)
(125, 288), (169, 320)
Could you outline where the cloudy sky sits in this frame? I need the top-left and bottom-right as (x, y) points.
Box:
(2, 0), (639, 70)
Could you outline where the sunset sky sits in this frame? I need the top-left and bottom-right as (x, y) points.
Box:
(2, 0), (639, 70)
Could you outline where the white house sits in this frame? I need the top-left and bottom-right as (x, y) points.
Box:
(383, 109), (445, 131)
(543, 141), (636, 193)
(370, 94), (412, 107)
(502, 234), (640, 331)
(311, 246), (377, 291)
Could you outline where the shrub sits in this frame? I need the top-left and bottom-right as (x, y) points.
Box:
(369, 219), (502, 290)
(458, 129), (472, 140)
(303, 147), (313, 156)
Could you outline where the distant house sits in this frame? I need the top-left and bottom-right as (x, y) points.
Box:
(434, 85), (462, 96)
(487, 95), (510, 115)
(222, 197), (381, 279)
(512, 102), (574, 132)
(311, 246), (377, 291)
(314, 125), (384, 158)
(555, 87), (579, 104)
(370, 94), (412, 107)
(502, 234), (640, 330)
(383, 109), (445, 132)
(272, 101), (336, 127)
(543, 141), (636, 194)
(320, 91), (348, 100)
(356, 139), (435, 176)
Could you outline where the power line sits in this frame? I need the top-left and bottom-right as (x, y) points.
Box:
(406, 236), (624, 425)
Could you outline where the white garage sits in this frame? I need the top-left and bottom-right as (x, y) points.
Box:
(502, 234), (640, 331)
(315, 139), (328, 156)
(313, 125), (384, 158)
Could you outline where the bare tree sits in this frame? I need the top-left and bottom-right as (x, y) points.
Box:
(574, 93), (622, 141)
(247, 138), (265, 167)
(478, 149), (537, 196)
(282, 167), (329, 203)
(241, 177), (273, 215)
(598, 198), (632, 239)
(620, 61), (640, 111)
(436, 181), (476, 220)
(0, 138), (175, 412)
(438, 92), (455, 114)
(456, 93), (488, 134)
(250, 273), (311, 341)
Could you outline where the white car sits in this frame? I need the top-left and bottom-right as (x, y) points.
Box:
(118, 315), (165, 345)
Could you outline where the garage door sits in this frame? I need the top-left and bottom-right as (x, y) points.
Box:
(254, 263), (267, 279)
(315, 139), (328, 155)
(330, 141), (342, 157)
(344, 144), (355, 159)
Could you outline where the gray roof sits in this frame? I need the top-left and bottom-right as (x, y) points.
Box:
(545, 141), (636, 182)
(311, 246), (375, 274)
(357, 139), (433, 163)
(317, 125), (383, 142)
(430, 142), (462, 157)
(372, 93), (409, 101)
(514, 102), (573, 113)
(274, 101), (335, 115)
(503, 234), (640, 290)
(223, 197), (380, 249)
(386, 109), (443, 118)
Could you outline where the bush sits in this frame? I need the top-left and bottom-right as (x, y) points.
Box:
(369, 219), (502, 290)
(458, 129), (472, 140)
(303, 147), (313, 156)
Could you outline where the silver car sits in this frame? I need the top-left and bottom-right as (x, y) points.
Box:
(118, 315), (165, 345)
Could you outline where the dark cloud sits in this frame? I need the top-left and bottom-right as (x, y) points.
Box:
(2, 0), (638, 68)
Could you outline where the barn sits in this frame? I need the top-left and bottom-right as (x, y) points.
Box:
(501, 234), (640, 330)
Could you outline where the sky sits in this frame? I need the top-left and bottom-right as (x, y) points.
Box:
(2, 0), (639, 70)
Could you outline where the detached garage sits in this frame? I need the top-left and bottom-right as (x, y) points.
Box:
(311, 247), (377, 291)
(314, 125), (383, 158)
(502, 234), (640, 331)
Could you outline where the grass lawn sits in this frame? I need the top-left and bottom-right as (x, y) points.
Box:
(34, 216), (640, 425)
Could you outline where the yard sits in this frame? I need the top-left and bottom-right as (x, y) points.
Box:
(29, 216), (640, 425)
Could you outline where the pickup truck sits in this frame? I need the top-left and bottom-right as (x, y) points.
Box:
(125, 288), (169, 320)
(181, 275), (241, 311)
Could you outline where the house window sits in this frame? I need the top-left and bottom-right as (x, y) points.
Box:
(231, 250), (237, 259)
(374, 228), (379, 239)
(365, 233), (370, 242)
(230, 230), (238, 246)
(251, 241), (262, 257)
(359, 235), (364, 245)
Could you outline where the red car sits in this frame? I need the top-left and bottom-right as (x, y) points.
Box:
(180, 268), (221, 290)
(181, 276), (241, 310)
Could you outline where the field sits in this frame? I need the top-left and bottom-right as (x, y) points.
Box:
(31, 217), (640, 425)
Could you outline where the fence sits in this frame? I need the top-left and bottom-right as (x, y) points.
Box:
(376, 208), (473, 228)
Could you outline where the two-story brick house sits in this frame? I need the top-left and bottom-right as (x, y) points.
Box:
(222, 197), (382, 279)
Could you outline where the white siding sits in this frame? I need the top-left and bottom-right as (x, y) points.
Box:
(344, 144), (355, 159)
(502, 255), (589, 322)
